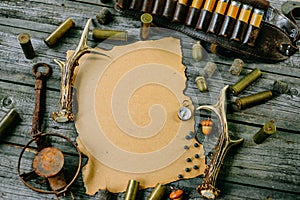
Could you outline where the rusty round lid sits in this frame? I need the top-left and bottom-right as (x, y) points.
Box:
(33, 147), (64, 178)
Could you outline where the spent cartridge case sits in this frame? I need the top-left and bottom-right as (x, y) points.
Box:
(230, 68), (262, 95)
(235, 90), (273, 110)
(92, 29), (128, 41)
(148, 183), (166, 200)
(44, 18), (75, 48)
(195, 75), (208, 92)
(124, 180), (139, 200)
(18, 33), (35, 59)
(231, 4), (253, 41)
(0, 108), (20, 138)
(140, 13), (153, 40)
(253, 120), (276, 144)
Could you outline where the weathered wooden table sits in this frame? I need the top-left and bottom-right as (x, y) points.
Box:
(0, 0), (299, 199)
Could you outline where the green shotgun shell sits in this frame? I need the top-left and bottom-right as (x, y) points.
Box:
(92, 29), (128, 41)
(253, 120), (276, 144)
(230, 68), (262, 95)
(0, 108), (20, 138)
(148, 183), (166, 200)
(18, 33), (35, 59)
(44, 18), (75, 47)
(235, 90), (273, 110)
(124, 179), (139, 200)
(140, 13), (153, 40)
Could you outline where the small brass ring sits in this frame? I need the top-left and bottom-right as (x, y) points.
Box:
(32, 63), (51, 77)
(1, 96), (14, 109)
(182, 100), (190, 107)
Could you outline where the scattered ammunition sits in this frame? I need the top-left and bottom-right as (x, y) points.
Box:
(172, 0), (189, 23)
(230, 68), (262, 95)
(204, 61), (217, 77)
(201, 118), (213, 135)
(140, 13), (153, 40)
(96, 8), (113, 25)
(141, 0), (154, 13)
(236, 90), (273, 110)
(162, 0), (178, 19)
(0, 107), (20, 139)
(169, 187), (183, 200)
(195, 75), (208, 92)
(195, 0), (217, 31)
(148, 183), (166, 200)
(272, 80), (298, 96)
(243, 8), (265, 46)
(231, 4), (253, 42)
(253, 120), (276, 144)
(44, 18), (75, 48)
(92, 29), (128, 41)
(185, 0), (204, 27)
(129, 0), (143, 10)
(229, 58), (244, 76)
(124, 180), (139, 200)
(152, 0), (167, 15)
(192, 41), (203, 62)
(219, 1), (241, 37)
(207, 0), (230, 34)
(18, 33), (35, 59)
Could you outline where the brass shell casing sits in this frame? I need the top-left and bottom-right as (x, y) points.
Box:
(0, 108), (20, 138)
(235, 90), (273, 110)
(18, 33), (35, 59)
(253, 120), (276, 144)
(124, 180), (139, 200)
(140, 13), (153, 40)
(162, 0), (178, 19)
(44, 18), (75, 48)
(92, 29), (128, 41)
(148, 183), (166, 200)
(230, 68), (262, 95)
(195, 75), (208, 92)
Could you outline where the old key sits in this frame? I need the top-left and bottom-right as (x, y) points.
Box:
(18, 63), (82, 199)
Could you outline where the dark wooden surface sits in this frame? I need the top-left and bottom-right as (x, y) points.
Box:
(0, 0), (299, 199)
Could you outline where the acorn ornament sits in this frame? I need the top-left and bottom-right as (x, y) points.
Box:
(169, 186), (183, 200)
(201, 118), (213, 135)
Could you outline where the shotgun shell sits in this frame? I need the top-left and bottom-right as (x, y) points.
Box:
(152, 0), (167, 15)
(141, 0), (155, 13)
(219, 1), (241, 37)
(229, 58), (244, 76)
(253, 120), (276, 144)
(172, 0), (189, 23)
(129, 0), (143, 11)
(235, 90), (273, 110)
(195, 75), (208, 92)
(92, 29), (128, 41)
(96, 8), (113, 25)
(116, 0), (131, 9)
(185, 0), (204, 27)
(18, 33), (35, 59)
(207, 0), (230, 34)
(272, 80), (290, 95)
(148, 183), (166, 200)
(162, 0), (178, 19)
(0, 108), (20, 138)
(125, 180), (139, 200)
(44, 18), (75, 48)
(195, 0), (217, 31)
(230, 68), (262, 95)
(140, 13), (153, 40)
(243, 8), (264, 46)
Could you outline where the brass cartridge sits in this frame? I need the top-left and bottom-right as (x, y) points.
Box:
(92, 29), (128, 41)
(172, 0), (189, 23)
(253, 120), (276, 144)
(18, 33), (35, 59)
(243, 8), (265, 46)
(152, 0), (167, 15)
(125, 180), (139, 200)
(44, 18), (75, 48)
(148, 183), (166, 200)
(0, 108), (20, 138)
(207, 0), (230, 34)
(195, 0), (217, 31)
(185, 0), (204, 27)
(195, 75), (208, 92)
(235, 90), (273, 110)
(129, 0), (143, 11)
(141, 0), (155, 13)
(162, 0), (178, 19)
(231, 4), (253, 41)
(140, 13), (153, 40)
(219, 1), (241, 37)
(230, 68), (262, 95)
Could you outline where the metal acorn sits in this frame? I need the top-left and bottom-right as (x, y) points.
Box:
(201, 118), (213, 135)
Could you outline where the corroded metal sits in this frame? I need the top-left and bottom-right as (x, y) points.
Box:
(196, 85), (244, 199)
(52, 19), (108, 123)
(18, 33), (35, 59)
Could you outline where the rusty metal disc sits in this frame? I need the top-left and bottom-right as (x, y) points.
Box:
(33, 147), (64, 178)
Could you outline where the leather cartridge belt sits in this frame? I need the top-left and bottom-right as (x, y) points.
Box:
(115, 0), (300, 62)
